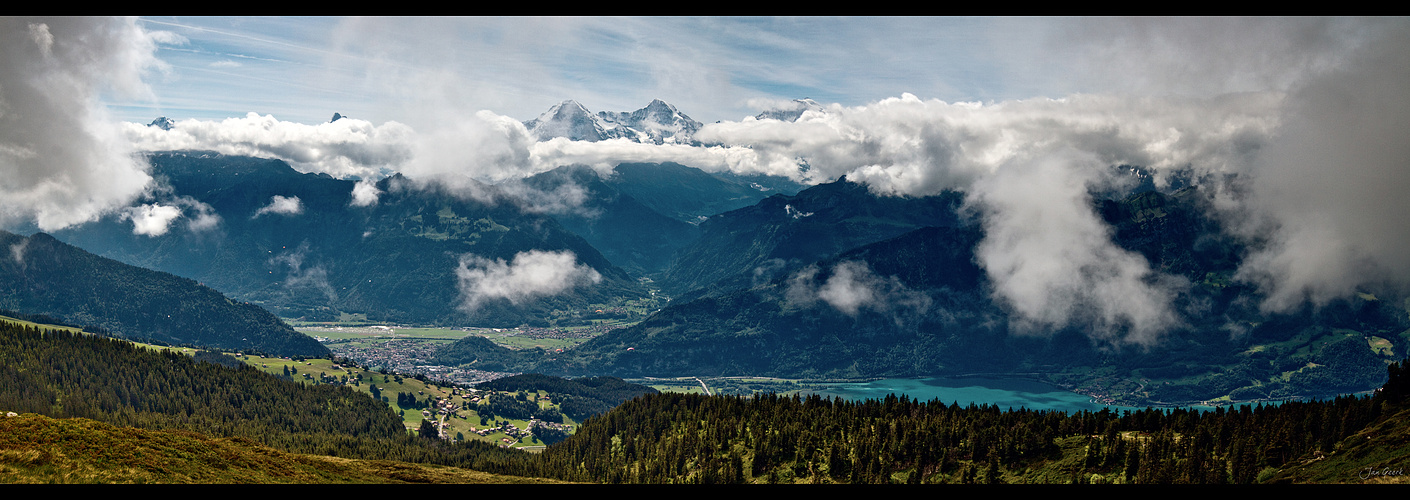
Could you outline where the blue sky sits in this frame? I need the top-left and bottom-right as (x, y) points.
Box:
(117, 17), (1035, 125)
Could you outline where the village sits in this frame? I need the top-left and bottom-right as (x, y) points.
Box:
(234, 350), (579, 450)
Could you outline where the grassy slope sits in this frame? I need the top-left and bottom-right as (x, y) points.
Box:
(1264, 406), (1410, 484)
(0, 413), (562, 484)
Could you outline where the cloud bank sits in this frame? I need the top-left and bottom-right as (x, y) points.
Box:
(0, 17), (169, 231)
(1230, 23), (1410, 312)
(124, 112), (415, 179)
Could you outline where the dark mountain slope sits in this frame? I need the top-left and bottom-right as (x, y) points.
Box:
(540, 225), (1016, 379)
(523, 165), (699, 276)
(603, 162), (780, 224)
(537, 186), (1406, 405)
(661, 177), (964, 298)
(54, 152), (646, 326)
(0, 230), (326, 357)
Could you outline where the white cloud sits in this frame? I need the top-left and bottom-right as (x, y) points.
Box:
(0, 17), (166, 231)
(180, 198), (221, 232)
(696, 92), (1282, 196)
(455, 250), (602, 312)
(271, 242), (337, 302)
(968, 152), (1187, 345)
(349, 179), (381, 207)
(124, 112), (415, 179)
(785, 261), (931, 320)
(119, 203), (183, 236)
(253, 195), (303, 217)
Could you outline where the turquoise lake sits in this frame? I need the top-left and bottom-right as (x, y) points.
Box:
(806, 377), (1244, 414)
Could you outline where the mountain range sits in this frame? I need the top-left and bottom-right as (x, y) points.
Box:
(1, 98), (1399, 408)
(523, 99), (702, 144)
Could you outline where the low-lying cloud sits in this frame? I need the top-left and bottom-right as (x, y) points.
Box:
(968, 152), (1187, 345)
(455, 250), (602, 312)
(270, 241), (337, 302)
(124, 112), (415, 180)
(119, 203), (182, 236)
(253, 195), (303, 217)
(786, 260), (931, 321)
(349, 179), (381, 207)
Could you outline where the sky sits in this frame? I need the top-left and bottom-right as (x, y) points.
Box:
(116, 17), (1018, 125)
(3, 16), (1408, 345)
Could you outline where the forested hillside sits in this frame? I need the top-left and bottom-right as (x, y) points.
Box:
(522, 365), (1410, 484)
(0, 230), (326, 357)
(0, 322), (531, 473)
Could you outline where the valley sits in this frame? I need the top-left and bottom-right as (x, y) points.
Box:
(3, 99), (1407, 484)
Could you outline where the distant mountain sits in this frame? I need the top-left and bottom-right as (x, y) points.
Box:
(53, 152), (647, 327)
(521, 161), (806, 277)
(523, 165), (700, 277)
(148, 116), (174, 130)
(596, 99), (702, 144)
(754, 98), (824, 122)
(543, 225), (1002, 379)
(660, 176), (964, 297)
(603, 162), (787, 224)
(0, 230), (327, 357)
(523, 99), (702, 144)
(533, 185), (1407, 406)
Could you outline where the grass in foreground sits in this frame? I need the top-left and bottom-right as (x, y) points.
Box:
(0, 413), (564, 484)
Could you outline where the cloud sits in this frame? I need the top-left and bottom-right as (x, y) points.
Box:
(124, 112), (415, 179)
(968, 152), (1187, 345)
(178, 197), (221, 232)
(455, 250), (602, 312)
(1227, 21), (1410, 312)
(349, 179), (381, 207)
(785, 260), (931, 320)
(270, 241), (337, 302)
(10, 238), (28, 268)
(253, 195), (303, 217)
(526, 137), (793, 180)
(696, 93), (1282, 196)
(0, 17), (168, 231)
(119, 203), (182, 236)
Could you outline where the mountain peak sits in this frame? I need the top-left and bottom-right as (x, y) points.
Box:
(755, 98), (825, 122)
(148, 116), (175, 131)
(524, 99), (701, 145)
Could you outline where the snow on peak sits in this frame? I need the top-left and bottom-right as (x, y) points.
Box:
(754, 98), (825, 122)
(524, 99), (701, 144)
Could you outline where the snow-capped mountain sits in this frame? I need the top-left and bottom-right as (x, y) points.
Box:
(524, 99), (702, 144)
(147, 116), (175, 131)
(597, 99), (702, 144)
(754, 98), (824, 122)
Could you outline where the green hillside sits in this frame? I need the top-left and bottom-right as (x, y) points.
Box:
(0, 230), (327, 357)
